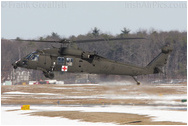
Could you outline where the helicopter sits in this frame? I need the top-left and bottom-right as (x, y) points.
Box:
(12, 37), (173, 85)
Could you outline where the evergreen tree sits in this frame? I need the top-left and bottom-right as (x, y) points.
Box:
(92, 27), (100, 37)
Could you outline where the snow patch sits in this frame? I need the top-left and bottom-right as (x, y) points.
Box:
(1, 106), (114, 125)
(3, 91), (57, 95)
(1, 105), (187, 125)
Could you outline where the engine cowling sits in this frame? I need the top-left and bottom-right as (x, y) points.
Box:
(81, 52), (95, 59)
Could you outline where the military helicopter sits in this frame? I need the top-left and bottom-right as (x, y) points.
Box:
(12, 37), (172, 85)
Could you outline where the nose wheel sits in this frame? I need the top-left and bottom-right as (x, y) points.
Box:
(43, 71), (54, 79)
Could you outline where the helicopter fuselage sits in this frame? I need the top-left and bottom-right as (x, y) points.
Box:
(14, 47), (150, 76)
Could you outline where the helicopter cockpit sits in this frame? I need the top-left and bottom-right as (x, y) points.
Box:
(12, 51), (39, 69)
(25, 51), (39, 61)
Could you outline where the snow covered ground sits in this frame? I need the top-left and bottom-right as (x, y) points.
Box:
(1, 106), (115, 125)
(1, 105), (187, 125)
(1, 83), (187, 125)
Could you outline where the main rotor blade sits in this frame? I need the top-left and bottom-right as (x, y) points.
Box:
(72, 37), (145, 43)
(12, 39), (70, 43)
(12, 37), (145, 44)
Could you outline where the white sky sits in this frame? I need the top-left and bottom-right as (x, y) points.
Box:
(1, 1), (187, 39)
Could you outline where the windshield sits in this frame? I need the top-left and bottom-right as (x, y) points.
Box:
(25, 51), (39, 61)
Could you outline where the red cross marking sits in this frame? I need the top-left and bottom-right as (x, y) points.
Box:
(62, 66), (68, 71)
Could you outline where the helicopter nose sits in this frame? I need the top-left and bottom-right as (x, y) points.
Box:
(12, 59), (24, 69)
(12, 61), (19, 69)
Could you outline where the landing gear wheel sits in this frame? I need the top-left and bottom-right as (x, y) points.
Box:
(137, 82), (140, 85)
(48, 72), (54, 79)
(43, 71), (54, 79)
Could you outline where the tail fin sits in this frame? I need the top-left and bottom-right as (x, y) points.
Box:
(146, 44), (173, 74)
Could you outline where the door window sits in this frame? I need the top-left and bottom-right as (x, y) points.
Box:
(66, 58), (73, 66)
(57, 57), (65, 65)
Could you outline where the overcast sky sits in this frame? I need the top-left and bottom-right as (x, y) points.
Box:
(1, 1), (187, 39)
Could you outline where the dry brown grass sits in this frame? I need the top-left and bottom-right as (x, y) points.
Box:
(3, 98), (154, 105)
(27, 111), (186, 125)
(1, 84), (187, 105)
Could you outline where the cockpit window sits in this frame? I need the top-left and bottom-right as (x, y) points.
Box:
(25, 54), (33, 59)
(31, 55), (39, 61)
(25, 52), (39, 61)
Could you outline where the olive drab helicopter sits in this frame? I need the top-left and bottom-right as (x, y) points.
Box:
(12, 37), (173, 85)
